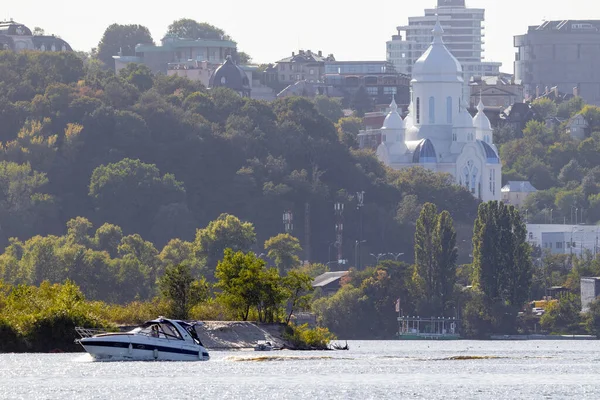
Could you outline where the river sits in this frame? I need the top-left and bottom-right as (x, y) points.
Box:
(0, 340), (599, 399)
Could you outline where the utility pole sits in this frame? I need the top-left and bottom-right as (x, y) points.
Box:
(334, 201), (344, 266)
(283, 210), (294, 234)
(304, 203), (311, 264)
(356, 191), (365, 269)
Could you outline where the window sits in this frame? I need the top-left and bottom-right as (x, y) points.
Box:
(452, 132), (457, 142)
(446, 97), (453, 124)
(384, 87), (397, 94)
(556, 242), (563, 249)
(281, 74), (285, 81)
(366, 87), (378, 95)
(416, 97), (420, 124)
(309, 69), (314, 75)
(429, 97), (435, 124)
(529, 232), (533, 240)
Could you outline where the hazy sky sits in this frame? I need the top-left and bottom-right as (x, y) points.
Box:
(5, 0), (599, 73)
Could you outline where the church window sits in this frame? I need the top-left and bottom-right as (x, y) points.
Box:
(446, 97), (453, 124)
(471, 166), (479, 195)
(489, 169), (496, 195)
(416, 98), (420, 124)
(452, 132), (457, 142)
(429, 97), (435, 124)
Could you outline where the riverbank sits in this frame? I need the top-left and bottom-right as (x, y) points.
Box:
(194, 321), (287, 350)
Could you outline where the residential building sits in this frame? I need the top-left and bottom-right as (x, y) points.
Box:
(274, 50), (335, 89)
(312, 271), (349, 295)
(167, 60), (213, 87)
(323, 61), (410, 106)
(0, 20), (72, 52)
(566, 113), (588, 140)
(526, 224), (600, 257)
(376, 21), (502, 202)
(581, 277), (600, 312)
(386, 0), (501, 91)
(469, 75), (524, 111)
(501, 181), (537, 208)
(499, 103), (537, 132)
(113, 35), (237, 75)
(514, 20), (600, 105)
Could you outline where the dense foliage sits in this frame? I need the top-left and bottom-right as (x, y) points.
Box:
(0, 50), (477, 277)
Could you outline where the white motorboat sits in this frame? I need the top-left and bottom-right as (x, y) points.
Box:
(76, 317), (210, 361)
(254, 341), (273, 351)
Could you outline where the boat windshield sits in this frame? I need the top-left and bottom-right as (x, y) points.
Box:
(178, 321), (204, 346)
(139, 321), (184, 340)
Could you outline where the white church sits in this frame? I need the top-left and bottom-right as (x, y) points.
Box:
(376, 20), (501, 202)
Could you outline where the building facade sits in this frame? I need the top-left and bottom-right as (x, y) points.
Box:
(113, 35), (237, 75)
(323, 61), (410, 106)
(0, 20), (72, 52)
(514, 20), (600, 105)
(526, 224), (600, 257)
(581, 277), (600, 312)
(469, 75), (524, 111)
(566, 113), (588, 140)
(386, 0), (501, 86)
(501, 181), (537, 208)
(376, 21), (502, 202)
(274, 50), (335, 87)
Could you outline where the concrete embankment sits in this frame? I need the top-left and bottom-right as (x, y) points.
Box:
(194, 321), (287, 350)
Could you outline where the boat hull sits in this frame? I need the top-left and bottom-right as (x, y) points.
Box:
(80, 336), (210, 361)
(397, 334), (461, 340)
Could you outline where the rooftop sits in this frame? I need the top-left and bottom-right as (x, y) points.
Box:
(501, 181), (538, 193)
(312, 271), (349, 288)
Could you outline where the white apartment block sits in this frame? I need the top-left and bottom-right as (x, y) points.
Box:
(386, 0), (501, 93)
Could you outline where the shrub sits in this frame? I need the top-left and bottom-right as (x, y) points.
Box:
(283, 323), (336, 350)
(0, 318), (23, 352)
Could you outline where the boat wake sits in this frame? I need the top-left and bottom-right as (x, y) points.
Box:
(227, 355), (353, 362)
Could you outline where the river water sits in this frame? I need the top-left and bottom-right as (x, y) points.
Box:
(1, 340), (599, 399)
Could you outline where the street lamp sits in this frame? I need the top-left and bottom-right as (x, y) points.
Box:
(388, 252), (404, 261)
(356, 191), (365, 269)
(370, 252), (389, 264)
(334, 201), (344, 266)
(355, 240), (366, 269)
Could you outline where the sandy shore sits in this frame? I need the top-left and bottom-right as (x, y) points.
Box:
(195, 321), (287, 350)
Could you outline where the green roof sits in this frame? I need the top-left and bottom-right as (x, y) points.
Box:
(136, 39), (236, 53)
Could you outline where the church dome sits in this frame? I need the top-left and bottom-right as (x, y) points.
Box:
(404, 100), (414, 129)
(412, 138), (437, 164)
(412, 21), (463, 83)
(381, 96), (404, 131)
(209, 56), (250, 94)
(478, 140), (500, 164)
(473, 99), (492, 131)
(454, 101), (474, 129)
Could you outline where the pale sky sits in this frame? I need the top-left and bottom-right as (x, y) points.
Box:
(4, 0), (599, 73)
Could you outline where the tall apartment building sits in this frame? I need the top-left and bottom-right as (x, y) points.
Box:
(386, 0), (501, 82)
(514, 20), (600, 105)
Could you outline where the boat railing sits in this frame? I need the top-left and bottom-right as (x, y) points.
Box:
(75, 326), (110, 339)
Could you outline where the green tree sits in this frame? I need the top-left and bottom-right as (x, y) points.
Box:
(350, 86), (373, 117)
(93, 223), (123, 258)
(159, 263), (209, 319)
(314, 95), (344, 123)
(214, 249), (265, 320)
(264, 233), (302, 274)
(472, 201), (532, 331)
(531, 98), (557, 120)
(167, 19), (230, 40)
(89, 158), (186, 236)
(97, 24), (154, 68)
(282, 270), (313, 323)
(540, 294), (582, 334)
(434, 210), (458, 315)
(413, 203), (439, 311)
(118, 63), (154, 92)
(194, 214), (256, 275)
(585, 297), (600, 338)
(336, 116), (362, 149)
